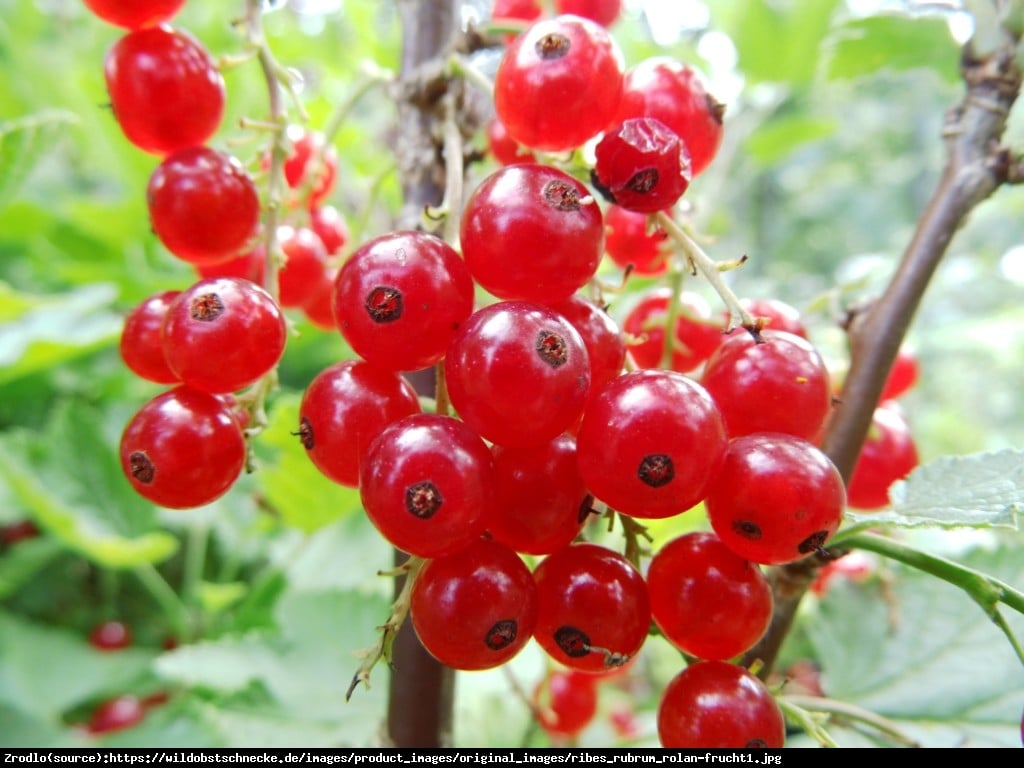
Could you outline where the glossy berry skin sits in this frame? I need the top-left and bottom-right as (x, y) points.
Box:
(494, 14), (624, 152)
(700, 329), (832, 441)
(612, 57), (724, 177)
(532, 542), (650, 674)
(623, 288), (724, 373)
(488, 435), (589, 555)
(87, 695), (146, 735)
(846, 402), (919, 510)
(486, 117), (536, 166)
(647, 532), (772, 661)
(309, 205), (349, 256)
(604, 204), (669, 276)
(556, 0), (622, 27)
(461, 164), (604, 305)
(277, 225), (329, 309)
(119, 290), (181, 384)
(880, 345), (920, 401)
(120, 386), (246, 509)
(445, 301), (591, 448)
(549, 294), (627, 409)
(297, 360), (421, 488)
(592, 117), (692, 213)
(410, 538), (538, 671)
(705, 432), (845, 566)
(282, 126), (338, 209)
(333, 231), (474, 372)
(359, 414), (495, 559)
(194, 248), (265, 285)
(104, 24), (225, 156)
(89, 620), (132, 651)
(657, 660), (786, 748)
(300, 268), (338, 331)
(534, 669), (599, 740)
(576, 369), (727, 519)
(162, 277), (287, 394)
(147, 147), (261, 266)
(85, 0), (185, 30)
(738, 297), (808, 339)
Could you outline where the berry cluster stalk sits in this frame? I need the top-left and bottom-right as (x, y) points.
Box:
(742, 15), (1024, 678)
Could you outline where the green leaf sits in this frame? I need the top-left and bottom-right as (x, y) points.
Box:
(0, 110), (78, 210)
(823, 15), (961, 82)
(788, 543), (1024, 747)
(255, 394), (364, 532)
(846, 449), (1023, 530)
(0, 282), (122, 385)
(743, 115), (837, 165)
(0, 536), (63, 600)
(0, 611), (157, 721)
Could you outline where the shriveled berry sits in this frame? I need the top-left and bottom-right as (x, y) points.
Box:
(592, 117), (691, 213)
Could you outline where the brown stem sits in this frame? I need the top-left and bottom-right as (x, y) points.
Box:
(742, 37), (1022, 679)
(386, 0), (462, 748)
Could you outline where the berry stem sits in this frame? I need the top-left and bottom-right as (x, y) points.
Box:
(779, 694), (920, 748)
(132, 563), (193, 644)
(449, 52), (494, 100)
(655, 210), (758, 335)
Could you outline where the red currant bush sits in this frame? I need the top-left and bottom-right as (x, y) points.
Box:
(576, 369), (727, 519)
(846, 402), (920, 510)
(705, 432), (846, 565)
(359, 413), (495, 559)
(445, 301), (591, 447)
(647, 532), (772, 661)
(488, 434), (590, 556)
(591, 117), (692, 213)
(85, 0), (185, 30)
(657, 660), (786, 748)
(410, 538), (538, 670)
(532, 542), (650, 674)
(460, 163), (604, 305)
(162, 277), (287, 395)
(147, 146), (261, 266)
(120, 385), (247, 509)
(297, 359), (422, 488)
(104, 24), (225, 156)
(333, 230), (475, 372)
(612, 57), (725, 177)
(494, 14), (624, 152)
(700, 328), (833, 441)
(119, 290), (181, 384)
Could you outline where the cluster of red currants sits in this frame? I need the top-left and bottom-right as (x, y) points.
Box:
(88, 1), (351, 510)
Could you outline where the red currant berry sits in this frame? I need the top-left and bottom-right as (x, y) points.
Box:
(592, 117), (692, 213)
(359, 414), (495, 559)
(549, 294), (627, 409)
(494, 14), (624, 152)
(534, 669), (599, 740)
(120, 385), (246, 509)
(604, 204), (670, 276)
(300, 268), (339, 331)
(298, 360), (421, 488)
(85, 0), (185, 30)
(279, 125), (338, 209)
(119, 290), (181, 384)
(87, 695), (146, 735)
(846, 402), (919, 510)
(647, 532), (772, 661)
(89, 620), (133, 651)
(194, 247), (265, 285)
(333, 230), (474, 372)
(705, 432), (845, 565)
(147, 146), (261, 266)
(533, 542), (650, 674)
(486, 117), (536, 166)
(739, 297), (809, 339)
(622, 287), (724, 373)
(492, 0), (543, 24)
(461, 163), (604, 305)
(555, 0), (622, 27)
(701, 329), (832, 441)
(162, 277), (287, 394)
(879, 344), (920, 401)
(657, 660), (785, 748)
(612, 57), (724, 177)
(277, 225), (329, 309)
(104, 24), (225, 155)
(309, 204), (350, 256)
(488, 434), (590, 555)
(410, 538), (538, 670)
(576, 369), (727, 519)
(0, 520), (40, 548)
(445, 301), (591, 447)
